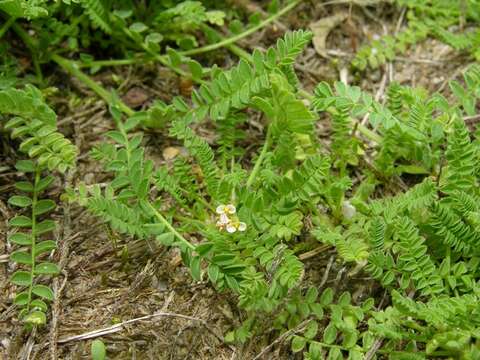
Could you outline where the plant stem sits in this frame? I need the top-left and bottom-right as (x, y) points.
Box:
(146, 202), (196, 251)
(27, 169), (40, 311)
(200, 24), (252, 61)
(78, 57), (153, 68)
(246, 125), (273, 187)
(121, 27), (195, 80)
(0, 16), (14, 39)
(51, 54), (135, 117)
(182, 0), (301, 57)
(11, 22), (43, 85)
(116, 121), (196, 251)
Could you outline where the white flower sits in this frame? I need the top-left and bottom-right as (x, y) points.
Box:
(214, 203), (246, 233)
(216, 204), (236, 215)
(226, 220), (247, 233)
(216, 213), (230, 230)
(342, 200), (357, 220)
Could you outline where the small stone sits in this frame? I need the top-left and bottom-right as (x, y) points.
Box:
(162, 147), (180, 160)
(122, 87), (149, 108)
(84, 172), (95, 184)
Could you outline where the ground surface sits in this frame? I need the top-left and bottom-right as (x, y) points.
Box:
(0, 1), (473, 359)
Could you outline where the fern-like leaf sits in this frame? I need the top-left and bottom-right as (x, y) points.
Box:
(0, 86), (56, 126)
(441, 119), (477, 193)
(80, 0), (112, 34)
(393, 217), (442, 296)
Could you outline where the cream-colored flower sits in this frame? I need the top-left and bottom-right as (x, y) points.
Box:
(214, 204), (246, 233)
(216, 213), (230, 230)
(216, 204), (236, 215)
(341, 200), (356, 220)
(226, 220), (247, 233)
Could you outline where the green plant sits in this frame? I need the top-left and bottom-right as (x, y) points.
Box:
(2, 86), (77, 325)
(61, 25), (480, 357)
(353, 0), (480, 70)
(7, 160), (58, 326)
(309, 64), (480, 358)
(3, 0), (480, 355)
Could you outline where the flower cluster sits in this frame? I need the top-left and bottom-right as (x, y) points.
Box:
(215, 204), (247, 233)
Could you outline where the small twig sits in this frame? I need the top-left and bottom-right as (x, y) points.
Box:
(332, 266), (347, 292)
(395, 8), (406, 32)
(57, 101), (104, 126)
(364, 338), (384, 360)
(437, 63), (472, 93)
(464, 114), (480, 123)
(57, 311), (229, 347)
(252, 319), (310, 360)
(298, 244), (330, 260)
(396, 56), (446, 65)
(19, 326), (37, 360)
(319, 255), (335, 289)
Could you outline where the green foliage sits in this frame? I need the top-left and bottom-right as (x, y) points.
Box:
(1, 86), (77, 172)
(0, 0), (229, 66)
(441, 118), (477, 193)
(8, 161), (59, 326)
(4, 0), (480, 355)
(0, 85), (56, 126)
(353, 0), (480, 70)
(69, 29), (480, 356)
(369, 291), (480, 358)
(80, 0), (112, 34)
(0, 0), (49, 19)
(2, 86), (76, 326)
(154, 1), (225, 47)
